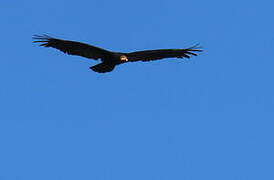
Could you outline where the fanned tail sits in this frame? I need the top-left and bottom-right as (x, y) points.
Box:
(90, 63), (115, 73)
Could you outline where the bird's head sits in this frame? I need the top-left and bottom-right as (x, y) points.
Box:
(120, 55), (128, 62)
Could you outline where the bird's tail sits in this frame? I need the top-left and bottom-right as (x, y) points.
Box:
(90, 63), (115, 73)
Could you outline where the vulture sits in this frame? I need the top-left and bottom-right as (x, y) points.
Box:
(33, 35), (202, 73)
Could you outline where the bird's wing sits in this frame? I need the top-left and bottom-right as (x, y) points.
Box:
(90, 63), (115, 73)
(33, 35), (112, 60)
(126, 44), (202, 62)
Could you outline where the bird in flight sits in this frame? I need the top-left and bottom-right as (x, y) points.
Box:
(33, 35), (202, 73)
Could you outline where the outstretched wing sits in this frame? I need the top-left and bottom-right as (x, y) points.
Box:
(126, 44), (202, 62)
(90, 63), (115, 73)
(33, 35), (112, 60)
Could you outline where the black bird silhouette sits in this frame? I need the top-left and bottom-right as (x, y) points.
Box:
(33, 35), (202, 73)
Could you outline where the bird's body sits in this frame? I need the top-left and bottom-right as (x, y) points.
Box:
(33, 35), (202, 73)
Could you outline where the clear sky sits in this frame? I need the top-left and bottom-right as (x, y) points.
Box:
(1, 0), (274, 180)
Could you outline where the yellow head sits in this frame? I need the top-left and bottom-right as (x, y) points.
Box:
(120, 55), (128, 62)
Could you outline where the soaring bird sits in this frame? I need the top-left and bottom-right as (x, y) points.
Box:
(33, 35), (202, 73)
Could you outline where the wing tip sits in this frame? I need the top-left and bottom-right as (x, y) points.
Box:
(189, 43), (203, 52)
(183, 43), (203, 56)
(32, 34), (53, 44)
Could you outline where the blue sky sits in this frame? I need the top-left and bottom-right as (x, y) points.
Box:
(1, 0), (274, 179)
